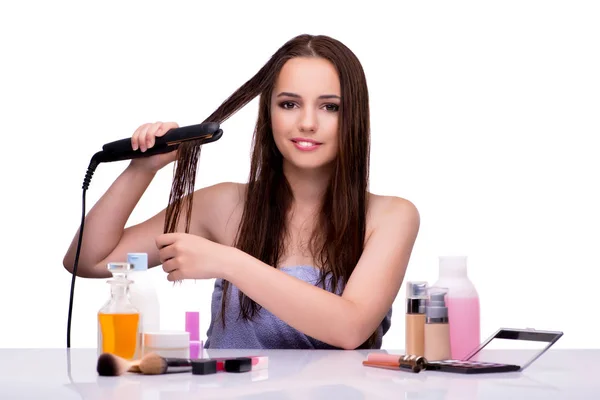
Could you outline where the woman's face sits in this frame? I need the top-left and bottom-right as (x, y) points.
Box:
(270, 56), (341, 172)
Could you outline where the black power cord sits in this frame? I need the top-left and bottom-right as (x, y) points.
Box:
(66, 152), (102, 348)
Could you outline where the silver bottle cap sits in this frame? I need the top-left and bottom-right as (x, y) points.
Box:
(425, 287), (449, 323)
(406, 281), (428, 314)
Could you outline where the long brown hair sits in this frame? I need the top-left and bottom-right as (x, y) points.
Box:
(164, 34), (376, 348)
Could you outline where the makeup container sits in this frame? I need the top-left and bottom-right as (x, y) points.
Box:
(433, 256), (480, 360)
(364, 353), (427, 373)
(213, 356), (269, 372)
(142, 331), (190, 358)
(424, 328), (564, 374)
(405, 281), (428, 356)
(185, 311), (202, 358)
(424, 287), (451, 361)
(364, 328), (564, 375)
(97, 262), (140, 360)
(192, 359), (217, 375)
(126, 253), (160, 358)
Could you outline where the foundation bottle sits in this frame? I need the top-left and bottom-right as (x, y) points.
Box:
(405, 281), (428, 356)
(424, 287), (451, 361)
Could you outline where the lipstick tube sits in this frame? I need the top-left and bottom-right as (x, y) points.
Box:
(363, 354), (428, 373)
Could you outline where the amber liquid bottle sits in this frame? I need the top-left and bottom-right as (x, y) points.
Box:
(97, 263), (140, 360)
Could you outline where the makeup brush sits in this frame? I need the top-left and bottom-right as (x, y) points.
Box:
(96, 353), (141, 376)
(138, 353), (193, 375)
(363, 360), (423, 373)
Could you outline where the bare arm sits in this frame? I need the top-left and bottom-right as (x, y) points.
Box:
(63, 164), (162, 278)
(220, 197), (420, 349)
(63, 121), (185, 278)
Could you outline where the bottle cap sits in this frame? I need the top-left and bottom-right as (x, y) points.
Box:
(143, 331), (190, 349)
(224, 357), (252, 373)
(192, 359), (217, 375)
(107, 262), (134, 280)
(425, 287), (449, 322)
(127, 253), (148, 271)
(406, 281), (428, 299)
(185, 311), (200, 341)
(405, 281), (428, 314)
(439, 256), (467, 277)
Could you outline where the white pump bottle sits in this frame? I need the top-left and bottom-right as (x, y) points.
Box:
(126, 253), (160, 355)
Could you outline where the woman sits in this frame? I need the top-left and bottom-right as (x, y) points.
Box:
(63, 34), (420, 350)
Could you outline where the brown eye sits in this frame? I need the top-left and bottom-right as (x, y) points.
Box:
(324, 104), (339, 112)
(279, 102), (296, 109)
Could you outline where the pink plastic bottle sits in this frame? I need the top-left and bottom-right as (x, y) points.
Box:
(432, 256), (480, 360)
(185, 311), (202, 359)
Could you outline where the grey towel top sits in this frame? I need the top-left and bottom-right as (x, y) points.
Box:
(204, 265), (392, 349)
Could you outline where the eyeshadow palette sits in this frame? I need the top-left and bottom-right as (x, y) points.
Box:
(426, 359), (521, 374)
(425, 328), (563, 375)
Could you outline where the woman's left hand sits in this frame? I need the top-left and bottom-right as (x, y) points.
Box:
(155, 233), (233, 281)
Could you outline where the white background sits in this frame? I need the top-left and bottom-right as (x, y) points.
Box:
(0, 0), (598, 350)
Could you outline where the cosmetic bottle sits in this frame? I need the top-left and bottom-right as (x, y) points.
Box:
(126, 253), (160, 356)
(433, 256), (480, 360)
(405, 281), (428, 356)
(186, 311), (202, 358)
(424, 287), (451, 361)
(97, 262), (140, 360)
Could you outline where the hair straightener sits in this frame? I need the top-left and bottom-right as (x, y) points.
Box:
(93, 122), (223, 163)
(67, 122), (223, 348)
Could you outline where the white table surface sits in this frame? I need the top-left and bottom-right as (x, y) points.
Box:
(0, 348), (597, 399)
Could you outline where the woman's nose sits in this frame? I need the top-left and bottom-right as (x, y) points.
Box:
(298, 108), (318, 133)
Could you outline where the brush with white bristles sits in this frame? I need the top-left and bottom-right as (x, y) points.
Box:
(96, 353), (142, 376)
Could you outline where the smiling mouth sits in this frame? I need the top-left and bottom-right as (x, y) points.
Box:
(291, 139), (323, 147)
(290, 140), (322, 152)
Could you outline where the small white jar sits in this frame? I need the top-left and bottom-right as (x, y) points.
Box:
(142, 331), (190, 358)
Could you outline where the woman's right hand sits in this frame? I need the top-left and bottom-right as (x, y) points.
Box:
(129, 121), (180, 173)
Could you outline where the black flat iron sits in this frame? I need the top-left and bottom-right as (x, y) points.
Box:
(95, 122), (223, 163)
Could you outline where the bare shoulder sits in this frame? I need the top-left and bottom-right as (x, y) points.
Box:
(366, 193), (420, 237)
(193, 182), (246, 245)
(195, 181), (245, 207)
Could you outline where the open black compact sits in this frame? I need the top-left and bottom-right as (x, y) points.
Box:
(425, 328), (563, 374)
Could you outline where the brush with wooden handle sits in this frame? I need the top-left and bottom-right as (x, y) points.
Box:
(96, 352), (194, 376)
(138, 353), (193, 375)
(96, 353), (142, 376)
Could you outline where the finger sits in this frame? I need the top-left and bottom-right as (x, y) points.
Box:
(156, 121), (179, 138)
(146, 121), (163, 149)
(162, 258), (178, 274)
(158, 244), (177, 263)
(131, 123), (149, 151)
(166, 269), (184, 282)
(137, 124), (152, 152)
(155, 233), (180, 249)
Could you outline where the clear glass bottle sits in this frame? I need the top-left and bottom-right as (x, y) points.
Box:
(97, 262), (140, 360)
